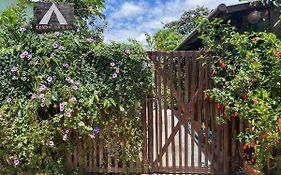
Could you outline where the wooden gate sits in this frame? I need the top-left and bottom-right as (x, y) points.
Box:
(65, 51), (242, 174)
(142, 51), (242, 174)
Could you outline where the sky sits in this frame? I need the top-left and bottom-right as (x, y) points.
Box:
(0, 0), (243, 46)
(104, 0), (242, 45)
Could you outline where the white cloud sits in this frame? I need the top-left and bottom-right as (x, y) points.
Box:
(110, 2), (146, 19)
(105, 0), (242, 46)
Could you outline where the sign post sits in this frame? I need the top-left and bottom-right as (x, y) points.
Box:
(34, 3), (74, 32)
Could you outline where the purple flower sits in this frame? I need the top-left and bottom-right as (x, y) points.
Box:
(20, 51), (28, 59)
(94, 127), (100, 134)
(72, 85), (78, 91)
(31, 94), (37, 100)
(39, 84), (47, 92)
(19, 27), (26, 32)
(22, 51), (29, 56)
(11, 66), (18, 73)
(62, 63), (69, 68)
(110, 62), (115, 67)
(20, 53), (25, 59)
(55, 32), (60, 37)
(59, 45), (64, 50)
(27, 54), (32, 60)
(65, 77), (72, 83)
(7, 98), (12, 103)
(63, 134), (68, 141)
(59, 102), (65, 112)
(52, 43), (58, 49)
(66, 112), (71, 117)
(124, 48), (131, 56)
(41, 97), (46, 103)
(48, 141), (54, 146)
(47, 76), (53, 83)
(87, 37), (93, 43)
(14, 159), (20, 166)
(112, 73), (118, 79)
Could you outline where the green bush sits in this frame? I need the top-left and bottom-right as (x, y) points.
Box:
(198, 17), (281, 170)
(0, 2), (151, 174)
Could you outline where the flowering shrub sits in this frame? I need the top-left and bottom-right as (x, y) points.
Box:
(198, 18), (281, 170)
(0, 2), (151, 174)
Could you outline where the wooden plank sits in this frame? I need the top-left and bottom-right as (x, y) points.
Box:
(147, 89), (154, 171)
(184, 55), (190, 169)
(162, 53), (169, 169)
(156, 54), (163, 168)
(154, 59), (159, 171)
(88, 138), (93, 172)
(142, 99), (148, 173)
(177, 56), (183, 170)
(99, 141), (104, 173)
(93, 141), (97, 172)
(203, 66), (210, 171)
(197, 60), (203, 169)
(223, 120), (230, 173)
(190, 54), (197, 170)
(169, 54), (176, 169)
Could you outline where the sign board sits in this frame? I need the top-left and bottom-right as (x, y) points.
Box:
(34, 3), (74, 32)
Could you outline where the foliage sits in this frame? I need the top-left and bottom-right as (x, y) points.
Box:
(146, 27), (183, 51)
(164, 6), (209, 35)
(145, 6), (208, 51)
(198, 17), (281, 170)
(0, 2), (151, 174)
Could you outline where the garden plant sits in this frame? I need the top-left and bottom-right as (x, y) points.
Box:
(0, 0), (151, 174)
(198, 16), (281, 173)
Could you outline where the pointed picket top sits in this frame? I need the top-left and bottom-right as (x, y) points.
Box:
(39, 3), (68, 25)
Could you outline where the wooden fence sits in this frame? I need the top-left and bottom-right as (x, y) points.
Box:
(65, 51), (243, 174)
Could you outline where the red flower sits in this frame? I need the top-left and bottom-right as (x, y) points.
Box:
(279, 127), (281, 134)
(252, 97), (258, 104)
(259, 133), (263, 139)
(221, 62), (227, 69)
(265, 146), (272, 151)
(234, 112), (239, 117)
(266, 133), (270, 139)
(273, 50), (281, 58)
(250, 140), (255, 147)
(275, 139), (280, 144)
(243, 95), (248, 100)
(243, 144), (248, 150)
(251, 157), (255, 163)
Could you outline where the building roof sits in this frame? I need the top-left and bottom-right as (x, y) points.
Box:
(175, 2), (269, 51)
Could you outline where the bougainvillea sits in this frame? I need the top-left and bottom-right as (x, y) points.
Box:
(198, 17), (281, 170)
(0, 1), (151, 174)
